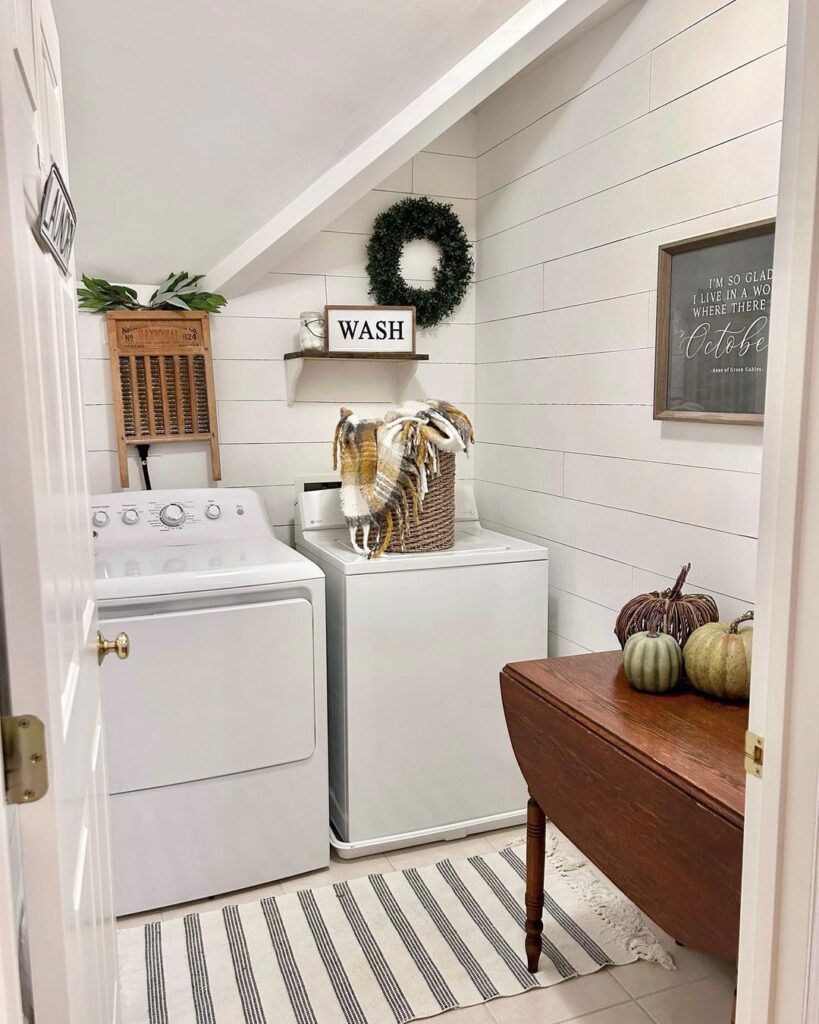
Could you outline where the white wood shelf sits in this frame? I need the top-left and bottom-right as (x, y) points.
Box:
(283, 351), (430, 405)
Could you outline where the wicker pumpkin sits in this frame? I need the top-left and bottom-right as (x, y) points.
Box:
(683, 611), (753, 701)
(623, 631), (682, 693)
(614, 563), (719, 649)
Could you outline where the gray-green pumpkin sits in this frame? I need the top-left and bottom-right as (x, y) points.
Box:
(683, 611), (753, 701)
(623, 630), (682, 693)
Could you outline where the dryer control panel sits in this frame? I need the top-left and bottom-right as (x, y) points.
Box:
(90, 487), (274, 547)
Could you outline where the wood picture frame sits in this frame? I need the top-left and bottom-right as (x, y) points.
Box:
(324, 305), (416, 355)
(654, 219), (775, 425)
(106, 310), (221, 487)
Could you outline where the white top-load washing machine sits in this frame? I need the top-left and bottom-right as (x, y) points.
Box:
(295, 478), (549, 858)
(92, 487), (328, 915)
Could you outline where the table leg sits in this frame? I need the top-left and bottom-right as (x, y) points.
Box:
(525, 796), (546, 973)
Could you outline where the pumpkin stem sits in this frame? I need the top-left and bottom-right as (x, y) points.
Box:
(728, 610), (755, 634)
(667, 563), (691, 600)
(647, 629), (660, 639)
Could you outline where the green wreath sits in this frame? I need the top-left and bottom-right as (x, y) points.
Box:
(366, 196), (474, 329)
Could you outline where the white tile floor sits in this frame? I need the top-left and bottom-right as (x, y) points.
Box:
(118, 826), (736, 1024)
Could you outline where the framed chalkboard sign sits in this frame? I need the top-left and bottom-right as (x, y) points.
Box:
(654, 219), (774, 425)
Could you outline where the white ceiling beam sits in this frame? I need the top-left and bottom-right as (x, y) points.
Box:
(204, 0), (626, 297)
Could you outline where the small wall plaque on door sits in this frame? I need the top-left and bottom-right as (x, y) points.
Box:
(37, 164), (76, 274)
(106, 311), (221, 487)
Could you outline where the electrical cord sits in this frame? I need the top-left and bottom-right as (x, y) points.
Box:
(136, 444), (152, 489)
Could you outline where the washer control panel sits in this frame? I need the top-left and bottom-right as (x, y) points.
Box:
(159, 503), (186, 528)
(90, 488), (271, 548)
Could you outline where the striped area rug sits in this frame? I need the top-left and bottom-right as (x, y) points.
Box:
(119, 829), (673, 1023)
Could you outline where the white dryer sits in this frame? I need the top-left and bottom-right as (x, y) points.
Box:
(92, 487), (328, 915)
(295, 478), (549, 859)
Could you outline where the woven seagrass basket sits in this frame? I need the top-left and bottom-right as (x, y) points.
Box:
(354, 451), (456, 554)
(388, 450), (456, 553)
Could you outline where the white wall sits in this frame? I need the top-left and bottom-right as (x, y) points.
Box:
(473, 0), (788, 656)
(79, 119), (478, 542)
(79, 0), (787, 653)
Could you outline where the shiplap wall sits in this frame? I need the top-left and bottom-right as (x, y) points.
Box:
(79, 0), (787, 650)
(79, 118), (477, 542)
(473, 0), (788, 656)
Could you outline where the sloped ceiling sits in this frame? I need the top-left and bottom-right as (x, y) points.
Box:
(54, 0), (532, 284)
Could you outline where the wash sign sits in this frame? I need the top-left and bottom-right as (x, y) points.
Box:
(37, 164), (76, 274)
(325, 305), (416, 354)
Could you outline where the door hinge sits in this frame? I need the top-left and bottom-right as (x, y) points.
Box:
(1, 715), (49, 804)
(745, 730), (764, 779)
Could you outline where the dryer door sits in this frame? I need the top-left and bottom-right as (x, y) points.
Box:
(101, 599), (315, 793)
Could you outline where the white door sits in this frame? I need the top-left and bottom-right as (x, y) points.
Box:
(737, 0), (819, 1020)
(0, 1), (119, 1022)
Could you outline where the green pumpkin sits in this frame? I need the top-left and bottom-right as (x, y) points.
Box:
(683, 611), (753, 700)
(623, 630), (682, 693)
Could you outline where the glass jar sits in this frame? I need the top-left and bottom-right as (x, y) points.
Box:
(299, 311), (325, 352)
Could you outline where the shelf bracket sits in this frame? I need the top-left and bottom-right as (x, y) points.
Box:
(285, 356), (306, 406)
(283, 352), (428, 405)
(396, 361), (419, 402)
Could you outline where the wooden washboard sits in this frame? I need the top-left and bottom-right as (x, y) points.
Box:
(106, 310), (221, 487)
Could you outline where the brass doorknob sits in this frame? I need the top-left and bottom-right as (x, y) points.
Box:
(97, 631), (130, 665)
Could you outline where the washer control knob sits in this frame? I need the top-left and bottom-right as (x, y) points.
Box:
(122, 508), (140, 525)
(159, 503), (186, 528)
(205, 503), (221, 520)
(91, 510), (109, 528)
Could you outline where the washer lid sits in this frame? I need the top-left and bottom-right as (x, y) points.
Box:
(95, 537), (323, 601)
(297, 525), (547, 574)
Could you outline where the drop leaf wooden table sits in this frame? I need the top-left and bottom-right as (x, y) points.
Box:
(500, 651), (747, 979)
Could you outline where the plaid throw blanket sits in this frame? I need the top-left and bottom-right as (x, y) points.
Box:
(332, 400), (474, 557)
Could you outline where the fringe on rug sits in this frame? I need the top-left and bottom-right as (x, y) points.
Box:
(506, 830), (675, 970)
(543, 831), (676, 969)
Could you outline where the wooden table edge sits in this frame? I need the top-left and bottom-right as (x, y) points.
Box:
(501, 663), (744, 831)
